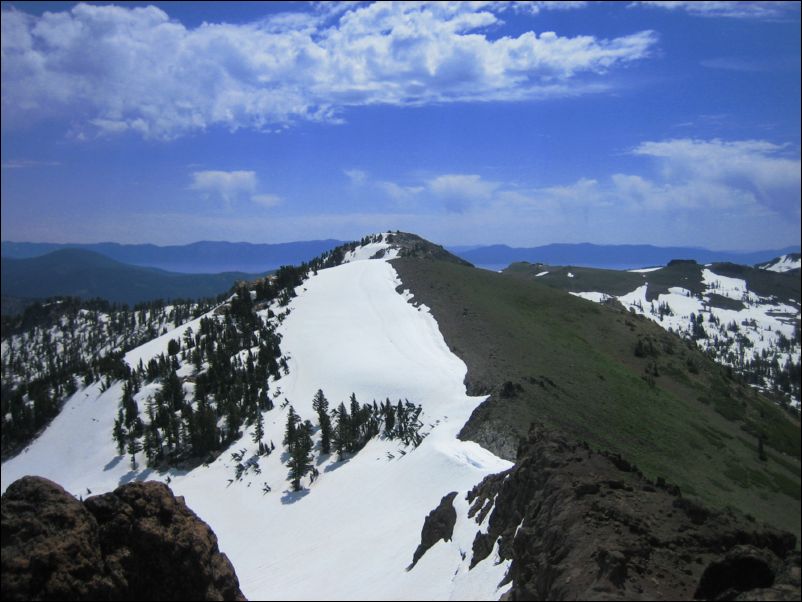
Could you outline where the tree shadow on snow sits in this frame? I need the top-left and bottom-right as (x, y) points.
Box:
(323, 457), (350, 474)
(117, 467), (153, 486)
(280, 489), (310, 505)
(104, 456), (123, 471)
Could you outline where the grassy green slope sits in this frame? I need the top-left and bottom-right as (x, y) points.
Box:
(393, 258), (801, 541)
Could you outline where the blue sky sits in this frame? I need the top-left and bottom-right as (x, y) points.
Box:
(1, 1), (800, 249)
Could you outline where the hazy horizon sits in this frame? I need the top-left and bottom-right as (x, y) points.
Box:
(0, 232), (802, 254)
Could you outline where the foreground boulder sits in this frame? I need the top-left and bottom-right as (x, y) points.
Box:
(464, 424), (800, 601)
(1, 476), (245, 601)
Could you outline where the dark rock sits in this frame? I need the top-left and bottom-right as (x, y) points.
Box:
(733, 551), (801, 601)
(410, 492), (458, 569)
(385, 232), (473, 267)
(1, 476), (246, 601)
(695, 545), (778, 600)
(463, 424), (798, 601)
(1, 477), (112, 600)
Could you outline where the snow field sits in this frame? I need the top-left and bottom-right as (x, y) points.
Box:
(760, 255), (801, 273)
(2, 252), (513, 600)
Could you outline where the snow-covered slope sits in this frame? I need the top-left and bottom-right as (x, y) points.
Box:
(758, 254), (801, 273)
(1, 244), (512, 600)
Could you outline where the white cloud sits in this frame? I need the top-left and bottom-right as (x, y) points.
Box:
(251, 193), (282, 207)
(1, 2), (657, 138)
(511, 2), (590, 15)
(377, 180), (425, 202)
(189, 170), (283, 208)
(344, 169), (368, 186)
(190, 170), (257, 206)
(427, 174), (500, 211)
(633, 1), (799, 19)
(631, 138), (801, 210)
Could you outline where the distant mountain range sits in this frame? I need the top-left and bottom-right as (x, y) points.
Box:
(1, 249), (264, 309)
(1, 239), (344, 274)
(449, 243), (802, 270)
(4, 239), (799, 274)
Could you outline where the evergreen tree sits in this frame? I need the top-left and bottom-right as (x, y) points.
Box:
(349, 393), (362, 451)
(288, 420), (314, 491)
(127, 436), (142, 469)
(284, 405), (300, 450)
(253, 409), (265, 444)
(143, 423), (162, 466)
(332, 402), (350, 459)
(312, 389), (332, 455)
(113, 408), (127, 455)
(382, 399), (395, 437)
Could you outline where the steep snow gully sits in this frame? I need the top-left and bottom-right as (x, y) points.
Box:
(1, 241), (512, 600)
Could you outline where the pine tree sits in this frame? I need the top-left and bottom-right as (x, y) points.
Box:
(127, 436), (143, 469)
(312, 389), (332, 455)
(288, 420), (314, 491)
(349, 393), (362, 451)
(284, 406), (300, 450)
(253, 409), (265, 444)
(143, 423), (162, 466)
(113, 408), (127, 455)
(382, 399), (395, 437)
(332, 402), (350, 459)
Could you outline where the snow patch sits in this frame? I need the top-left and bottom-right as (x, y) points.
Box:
(342, 232), (399, 263)
(628, 266), (662, 273)
(760, 254), (801, 273)
(2, 259), (513, 600)
(570, 291), (612, 303)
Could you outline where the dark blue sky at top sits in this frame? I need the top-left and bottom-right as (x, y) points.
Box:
(1, 1), (800, 249)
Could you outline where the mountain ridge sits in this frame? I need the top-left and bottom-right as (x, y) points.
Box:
(1, 249), (263, 308)
(452, 242), (802, 269)
(1, 239), (345, 274)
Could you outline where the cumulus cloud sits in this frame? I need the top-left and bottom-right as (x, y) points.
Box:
(190, 170), (257, 205)
(630, 138), (801, 210)
(1, 2), (657, 138)
(633, 1), (799, 19)
(351, 136), (799, 218)
(189, 169), (281, 208)
(427, 174), (500, 211)
(377, 180), (425, 202)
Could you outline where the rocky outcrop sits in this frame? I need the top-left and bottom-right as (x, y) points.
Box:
(1, 476), (111, 600)
(386, 232), (474, 267)
(410, 492), (458, 569)
(465, 424), (799, 601)
(1, 476), (245, 601)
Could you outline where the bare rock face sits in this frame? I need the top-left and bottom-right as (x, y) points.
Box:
(1, 476), (112, 600)
(1, 476), (245, 601)
(465, 424), (799, 601)
(410, 491), (458, 569)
